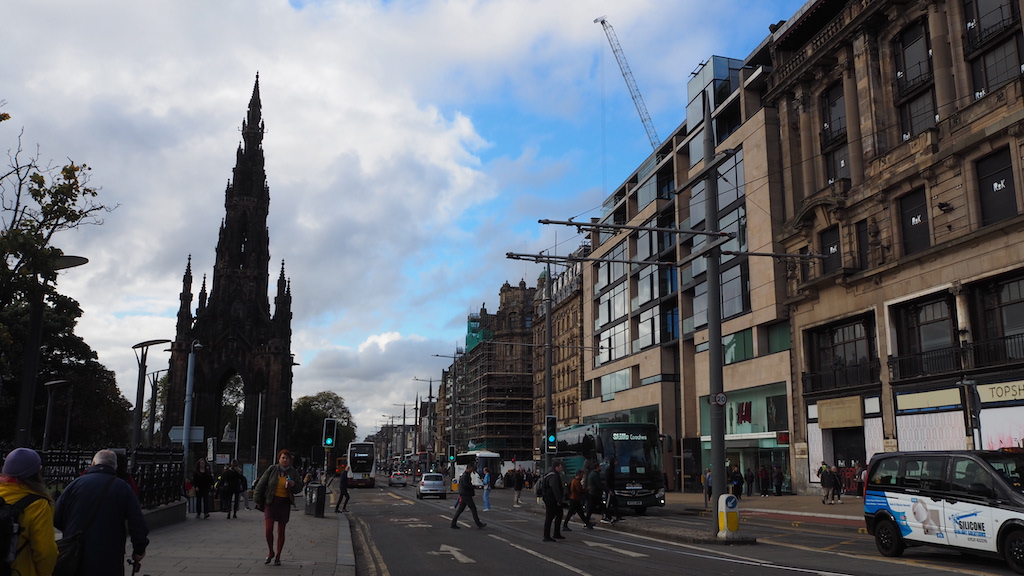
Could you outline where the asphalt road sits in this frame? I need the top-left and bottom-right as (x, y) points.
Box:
(351, 484), (1018, 576)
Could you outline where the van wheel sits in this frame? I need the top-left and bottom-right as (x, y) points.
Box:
(1003, 529), (1024, 573)
(874, 518), (906, 557)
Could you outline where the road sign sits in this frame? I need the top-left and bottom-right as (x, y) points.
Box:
(168, 426), (205, 443)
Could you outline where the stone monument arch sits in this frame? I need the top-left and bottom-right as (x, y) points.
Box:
(163, 74), (294, 469)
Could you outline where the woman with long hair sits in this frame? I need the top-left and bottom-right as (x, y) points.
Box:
(0, 448), (58, 576)
(253, 449), (303, 566)
(192, 458), (215, 518)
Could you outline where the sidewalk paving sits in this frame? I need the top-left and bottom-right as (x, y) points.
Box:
(136, 502), (353, 576)
(134, 487), (864, 575)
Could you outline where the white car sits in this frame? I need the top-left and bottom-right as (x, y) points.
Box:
(417, 473), (447, 499)
(388, 472), (407, 487)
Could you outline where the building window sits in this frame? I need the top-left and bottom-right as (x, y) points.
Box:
(819, 225), (842, 274)
(596, 321), (629, 367)
(891, 296), (958, 378)
(964, 0), (1023, 99)
(767, 322), (792, 353)
(594, 242), (628, 291)
(977, 147), (1018, 226)
(893, 20), (936, 138)
(899, 188), (931, 255)
(805, 315), (880, 393)
(635, 307), (660, 352)
(662, 305), (680, 341)
(635, 265), (657, 308)
(597, 282), (628, 328)
(721, 263), (749, 320)
(599, 369), (631, 402)
(971, 273), (1024, 364)
(723, 329), (754, 365)
(821, 83), (850, 183)
(855, 219), (870, 270)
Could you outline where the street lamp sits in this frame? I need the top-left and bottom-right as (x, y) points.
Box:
(412, 377), (437, 456)
(15, 254), (88, 447)
(41, 379), (70, 450)
(132, 339), (171, 452)
(182, 340), (202, 474)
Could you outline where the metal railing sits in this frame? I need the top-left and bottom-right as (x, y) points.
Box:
(888, 332), (1024, 381)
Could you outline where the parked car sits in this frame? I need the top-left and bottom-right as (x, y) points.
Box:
(388, 471), (407, 487)
(417, 472), (447, 499)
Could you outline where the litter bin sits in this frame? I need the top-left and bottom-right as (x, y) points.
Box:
(305, 483), (326, 517)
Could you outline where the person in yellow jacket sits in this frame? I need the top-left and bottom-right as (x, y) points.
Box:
(0, 448), (57, 576)
(253, 449), (303, 566)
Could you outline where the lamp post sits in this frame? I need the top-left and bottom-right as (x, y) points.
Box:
(182, 340), (202, 475)
(41, 379), (70, 451)
(132, 339), (171, 453)
(147, 369), (167, 445)
(434, 352), (462, 488)
(15, 254), (88, 447)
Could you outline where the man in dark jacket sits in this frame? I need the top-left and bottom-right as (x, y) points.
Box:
(450, 463), (485, 529)
(55, 449), (149, 575)
(585, 462), (603, 525)
(542, 461), (566, 541)
(603, 457), (621, 522)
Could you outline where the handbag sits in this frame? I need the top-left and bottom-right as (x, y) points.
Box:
(54, 476), (118, 576)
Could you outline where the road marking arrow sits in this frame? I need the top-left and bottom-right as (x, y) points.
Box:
(583, 540), (648, 558)
(428, 545), (476, 563)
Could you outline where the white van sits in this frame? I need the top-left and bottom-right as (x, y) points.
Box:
(864, 450), (1024, 573)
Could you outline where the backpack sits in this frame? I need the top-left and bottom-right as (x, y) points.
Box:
(1, 493), (43, 575)
(535, 472), (555, 498)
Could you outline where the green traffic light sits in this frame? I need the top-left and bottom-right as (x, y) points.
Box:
(326, 438), (333, 445)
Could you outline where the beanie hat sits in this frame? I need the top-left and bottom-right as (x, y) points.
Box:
(2, 448), (42, 479)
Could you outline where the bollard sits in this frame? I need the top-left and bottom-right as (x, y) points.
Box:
(717, 493), (740, 539)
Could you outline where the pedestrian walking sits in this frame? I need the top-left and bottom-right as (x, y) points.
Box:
(239, 472), (251, 510)
(482, 467), (492, 511)
(585, 462), (603, 525)
(192, 458), (215, 518)
(758, 465), (770, 497)
(219, 460), (242, 518)
(829, 465), (844, 504)
(253, 449), (304, 566)
(702, 467), (712, 509)
(820, 463), (835, 504)
(54, 449), (149, 576)
(773, 465), (784, 496)
(541, 461), (566, 541)
(603, 457), (621, 522)
(744, 467), (755, 497)
(730, 465), (744, 500)
(513, 467), (525, 507)
(0, 448), (57, 576)
(333, 464), (350, 513)
(562, 469), (592, 531)
(450, 463), (485, 529)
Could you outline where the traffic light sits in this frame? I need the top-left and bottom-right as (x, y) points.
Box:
(447, 444), (456, 462)
(322, 417), (338, 448)
(545, 415), (557, 454)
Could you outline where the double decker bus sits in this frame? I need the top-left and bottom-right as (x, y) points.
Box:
(556, 422), (666, 514)
(347, 442), (377, 488)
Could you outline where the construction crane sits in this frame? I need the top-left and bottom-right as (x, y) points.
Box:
(595, 16), (660, 150)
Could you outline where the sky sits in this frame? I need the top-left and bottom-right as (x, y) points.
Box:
(3, 0), (807, 445)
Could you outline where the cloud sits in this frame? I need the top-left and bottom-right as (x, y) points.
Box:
(3, 0), (806, 441)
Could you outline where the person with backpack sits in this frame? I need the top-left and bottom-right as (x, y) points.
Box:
(585, 462), (603, 525)
(450, 463), (485, 530)
(0, 448), (57, 576)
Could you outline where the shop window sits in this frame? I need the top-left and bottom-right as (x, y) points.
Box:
(899, 188), (931, 256)
(971, 272), (1024, 365)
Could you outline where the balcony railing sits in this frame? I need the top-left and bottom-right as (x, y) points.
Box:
(803, 358), (881, 394)
(964, 7), (1021, 59)
(888, 332), (1024, 381)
